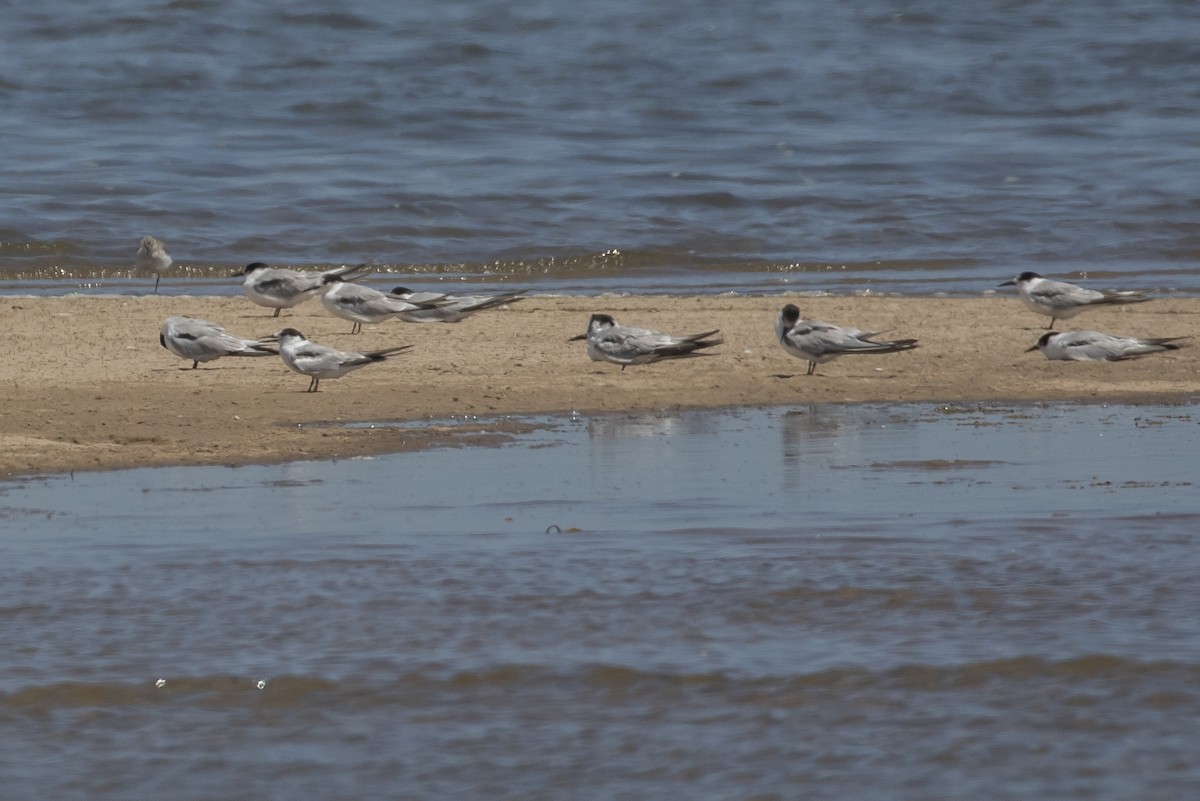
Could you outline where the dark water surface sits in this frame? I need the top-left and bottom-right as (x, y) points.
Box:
(3, 0), (1200, 295)
(3, 403), (1199, 799)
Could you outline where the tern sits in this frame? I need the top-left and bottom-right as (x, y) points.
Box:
(320, 275), (450, 334)
(775, 304), (918, 376)
(269, 328), (413, 392)
(387, 286), (526, 323)
(137, 236), (173, 293)
(568, 313), (722, 370)
(1027, 330), (1188, 361)
(159, 316), (276, 369)
(999, 271), (1153, 329)
(240, 262), (374, 317)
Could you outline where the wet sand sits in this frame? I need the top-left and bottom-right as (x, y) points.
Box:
(2, 293), (1196, 478)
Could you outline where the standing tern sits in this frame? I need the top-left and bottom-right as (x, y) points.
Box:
(1026, 330), (1188, 361)
(387, 286), (526, 323)
(775, 304), (918, 376)
(159, 316), (277, 369)
(269, 328), (413, 392)
(240, 262), (374, 317)
(320, 275), (452, 334)
(137, 236), (173, 293)
(999, 271), (1153, 329)
(568, 313), (723, 370)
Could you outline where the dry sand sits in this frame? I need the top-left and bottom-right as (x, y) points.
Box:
(2, 293), (1196, 478)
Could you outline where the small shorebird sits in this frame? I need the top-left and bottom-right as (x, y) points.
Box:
(387, 286), (526, 323)
(1026, 330), (1188, 361)
(775, 304), (918, 376)
(999, 271), (1153, 330)
(319, 275), (449, 334)
(159, 316), (276, 369)
(568, 313), (722, 370)
(269, 328), (413, 392)
(136, 236), (173, 293)
(240, 262), (374, 317)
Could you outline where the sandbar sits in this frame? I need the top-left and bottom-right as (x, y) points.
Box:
(2, 294), (1196, 478)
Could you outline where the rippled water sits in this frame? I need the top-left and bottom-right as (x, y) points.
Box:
(2, 0), (1200, 294)
(3, 403), (1199, 799)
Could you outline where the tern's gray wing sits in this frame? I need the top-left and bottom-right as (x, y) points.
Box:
(1043, 331), (1184, 361)
(391, 298), (494, 323)
(439, 291), (526, 316)
(292, 340), (411, 375)
(598, 325), (722, 362)
(163, 316), (273, 357)
(585, 325), (657, 361)
(609, 325), (679, 354)
(1054, 331), (1136, 360)
(1102, 334), (1185, 360)
(332, 284), (422, 315)
(1026, 279), (1108, 311)
(323, 263), (374, 282)
(389, 289), (519, 322)
(267, 270), (327, 296)
(454, 290), (525, 308)
(245, 269), (322, 304)
(786, 320), (904, 357)
(393, 289), (447, 304)
(288, 341), (356, 373)
(1096, 288), (1155, 305)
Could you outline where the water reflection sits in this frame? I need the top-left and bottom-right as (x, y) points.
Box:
(585, 412), (689, 442)
(3, 403), (1198, 544)
(778, 404), (912, 475)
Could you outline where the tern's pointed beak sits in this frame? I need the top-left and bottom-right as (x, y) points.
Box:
(999, 280), (1015, 287)
(1024, 343), (1039, 352)
(568, 334), (587, 342)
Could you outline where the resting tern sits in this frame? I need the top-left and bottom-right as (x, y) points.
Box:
(137, 236), (173, 293)
(240, 262), (374, 317)
(387, 286), (526, 323)
(1026, 330), (1188, 361)
(999, 271), (1153, 329)
(320, 275), (450, 334)
(568, 313), (723, 370)
(775, 304), (918, 376)
(159, 316), (276, 369)
(269, 328), (413, 392)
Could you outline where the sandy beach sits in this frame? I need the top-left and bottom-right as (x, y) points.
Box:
(2, 293), (1196, 478)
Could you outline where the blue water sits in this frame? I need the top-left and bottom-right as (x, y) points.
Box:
(5, 0), (1200, 793)
(2, 403), (1199, 798)
(2, 0), (1200, 294)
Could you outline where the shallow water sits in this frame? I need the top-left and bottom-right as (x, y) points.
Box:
(3, 0), (1200, 295)
(3, 402), (1199, 799)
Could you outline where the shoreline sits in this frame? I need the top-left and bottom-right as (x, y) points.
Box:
(3, 294), (1197, 480)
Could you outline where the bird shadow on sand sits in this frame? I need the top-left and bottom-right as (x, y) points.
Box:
(771, 371), (901, 380)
